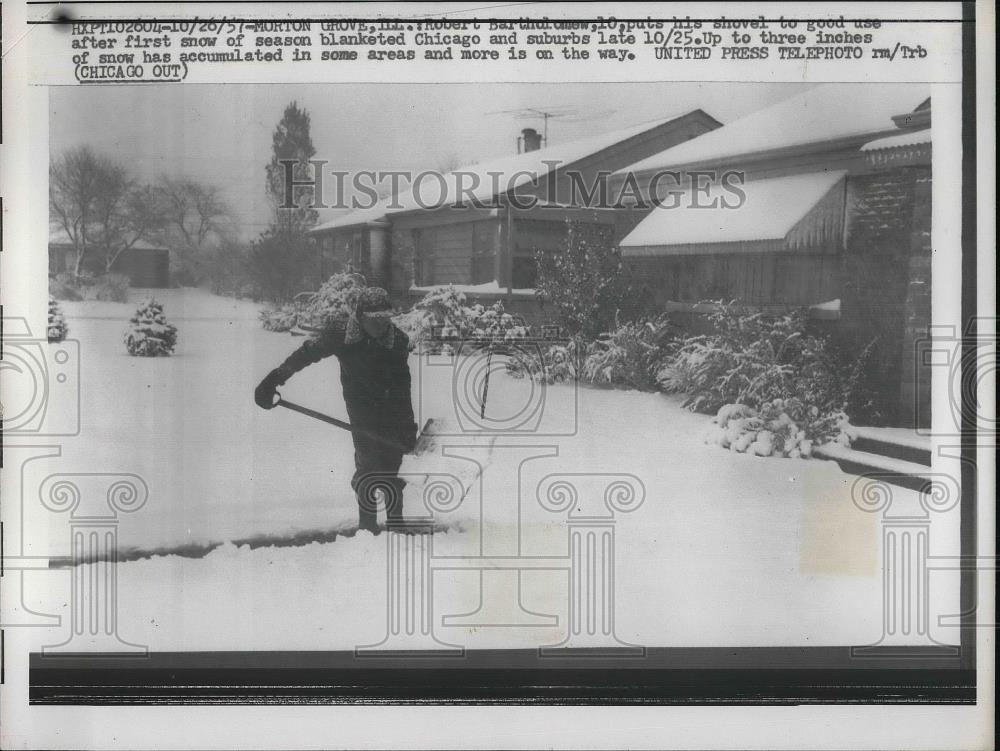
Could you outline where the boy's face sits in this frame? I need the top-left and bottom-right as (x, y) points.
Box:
(360, 311), (392, 339)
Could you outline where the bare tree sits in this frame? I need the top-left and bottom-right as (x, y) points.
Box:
(50, 146), (163, 276)
(49, 146), (106, 277)
(156, 176), (231, 284)
(92, 172), (164, 274)
(158, 176), (229, 248)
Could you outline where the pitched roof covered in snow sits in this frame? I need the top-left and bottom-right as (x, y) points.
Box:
(310, 109), (718, 233)
(620, 170), (847, 256)
(617, 84), (931, 175)
(310, 203), (392, 234)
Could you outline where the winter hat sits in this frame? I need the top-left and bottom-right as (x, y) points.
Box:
(354, 286), (393, 316)
(346, 286), (395, 346)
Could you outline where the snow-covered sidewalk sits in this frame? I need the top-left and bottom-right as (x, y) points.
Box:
(13, 288), (961, 652)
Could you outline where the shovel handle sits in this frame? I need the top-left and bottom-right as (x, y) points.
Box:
(275, 394), (413, 454)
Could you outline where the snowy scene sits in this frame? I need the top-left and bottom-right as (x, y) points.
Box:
(15, 285), (959, 653)
(8, 82), (961, 664)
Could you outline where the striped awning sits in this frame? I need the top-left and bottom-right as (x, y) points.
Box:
(620, 170), (847, 256)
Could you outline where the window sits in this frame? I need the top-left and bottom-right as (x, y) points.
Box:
(471, 221), (496, 284)
(514, 219), (566, 289)
(512, 256), (538, 289)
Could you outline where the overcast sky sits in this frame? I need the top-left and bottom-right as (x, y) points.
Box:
(50, 82), (811, 241)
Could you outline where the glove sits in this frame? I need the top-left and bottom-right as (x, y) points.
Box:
(254, 368), (287, 410)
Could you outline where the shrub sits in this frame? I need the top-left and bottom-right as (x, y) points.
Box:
(581, 316), (674, 390)
(396, 285), (529, 354)
(124, 299), (178, 356)
(708, 398), (845, 457)
(467, 302), (530, 347)
(94, 273), (130, 302)
(297, 272), (366, 329)
(395, 285), (473, 351)
(259, 304), (298, 332)
(505, 338), (582, 384)
(660, 300), (875, 447)
(47, 296), (69, 342)
(535, 220), (631, 339)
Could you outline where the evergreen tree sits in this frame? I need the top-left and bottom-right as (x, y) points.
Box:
(264, 101), (319, 237)
(47, 296), (69, 342)
(249, 102), (322, 301)
(124, 298), (178, 356)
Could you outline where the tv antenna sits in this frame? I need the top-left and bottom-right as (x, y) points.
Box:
(486, 106), (617, 150)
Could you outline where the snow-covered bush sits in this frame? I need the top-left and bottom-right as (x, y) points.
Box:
(505, 338), (582, 384)
(708, 398), (849, 458)
(468, 303), (530, 346)
(397, 285), (529, 354)
(663, 301), (875, 454)
(658, 301), (857, 414)
(535, 220), (631, 339)
(47, 296), (69, 342)
(94, 273), (130, 302)
(581, 316), (673, 391)
(297, 272), (366, 328)
(259, 304), (297, 332)
(124, 299), (178, 356)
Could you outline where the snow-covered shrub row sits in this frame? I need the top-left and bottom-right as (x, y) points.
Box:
(47, 296), (69, 342)
(259, 304), (298, 332)
(396, 285), (529, 354)
(504, 317), (673, 390)
(658, 301), (874, 452)
(50, 271), (131, 302)
(658, 302), (863, 410)
(124, 298), (178, 357)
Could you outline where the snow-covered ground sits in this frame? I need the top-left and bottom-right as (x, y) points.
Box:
(9, 288), (961, 653)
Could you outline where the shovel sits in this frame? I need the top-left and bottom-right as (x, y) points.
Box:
(274, 394), (438, 456)
(273, 393), (489, 504)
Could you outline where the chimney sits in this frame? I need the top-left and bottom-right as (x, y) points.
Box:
(520, 127), (542, 153)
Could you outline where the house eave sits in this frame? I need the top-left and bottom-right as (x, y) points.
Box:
(615, 129), (905, 181)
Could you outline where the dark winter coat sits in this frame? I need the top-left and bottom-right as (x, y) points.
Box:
(273, 320), (418, 453)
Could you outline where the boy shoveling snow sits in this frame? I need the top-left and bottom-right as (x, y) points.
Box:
(255, 287), (417, 534)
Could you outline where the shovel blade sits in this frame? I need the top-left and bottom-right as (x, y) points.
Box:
(412, 417), (445, 456)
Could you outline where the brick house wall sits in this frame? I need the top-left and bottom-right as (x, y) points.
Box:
(898, 172), (933, 428)
(839, 165), (932, 427)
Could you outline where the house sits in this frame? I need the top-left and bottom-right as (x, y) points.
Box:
(308, 109), (722, 318)
(49, 229), (171, 288)
(611, 84), (932, 427)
